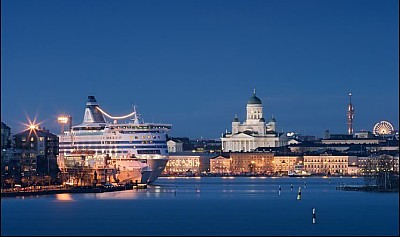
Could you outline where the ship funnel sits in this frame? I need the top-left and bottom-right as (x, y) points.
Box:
(82, 96), (106, 124)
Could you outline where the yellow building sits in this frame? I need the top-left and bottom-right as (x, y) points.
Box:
(230, 152), (274, 174)
(273, 156), (303, 174)
(210, 156), (231, 174)
(304, 154), (357, 175)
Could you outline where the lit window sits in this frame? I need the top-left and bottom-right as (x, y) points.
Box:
(30, 137), (34, 142)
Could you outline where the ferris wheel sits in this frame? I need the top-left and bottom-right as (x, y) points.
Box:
(373, 121), (394, 135)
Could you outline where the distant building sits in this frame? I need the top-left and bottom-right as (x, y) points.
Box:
(273, 156), (303, 174)
(1, 122), (11, 150)
(191, 139), (221, 153)
(167, 139), (183, 153)
(210, 155), (231, 174)
(321, 135), (381, 145)
(357, 154), (399, 175)
(13, 127), (59, 178)
(304, 154), (357, 175)
(354, 131), (376, 139)
(221, 90), (288, 152)
(1, 123), (20, 184)
(164, 152), (216, 175)
(230, 152), (274, 174)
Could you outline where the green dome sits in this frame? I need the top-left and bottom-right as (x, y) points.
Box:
(247, 94), (262, 104)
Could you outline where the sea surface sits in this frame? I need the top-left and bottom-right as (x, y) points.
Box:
(1, 177), (399, 236)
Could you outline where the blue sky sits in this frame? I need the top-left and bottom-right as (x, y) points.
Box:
(1, 0), (398, 139)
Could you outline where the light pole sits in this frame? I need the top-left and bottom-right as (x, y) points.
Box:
(57, 115), (70, 185)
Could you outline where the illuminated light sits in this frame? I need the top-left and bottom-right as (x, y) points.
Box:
(96, 106), (136, 120)
(57, 116), (69, 124)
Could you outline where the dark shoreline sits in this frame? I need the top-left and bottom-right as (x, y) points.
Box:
(0, 184), (148, 198)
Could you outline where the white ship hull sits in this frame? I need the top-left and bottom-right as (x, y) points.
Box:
(146, 157), (169, 183)
(116, 170), (152, 184)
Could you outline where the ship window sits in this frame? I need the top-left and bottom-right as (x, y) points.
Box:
(22, 137), (27, 142)
(30, 137), (34, 142)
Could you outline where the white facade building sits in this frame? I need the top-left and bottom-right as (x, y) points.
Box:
(221, 90), (288, 152)
(167, 140), (183, 153)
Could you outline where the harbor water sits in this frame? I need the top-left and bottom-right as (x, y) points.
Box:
(1, 177), (399, 236)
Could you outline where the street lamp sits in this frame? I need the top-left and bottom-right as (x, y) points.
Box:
(57, 115), (70, 186)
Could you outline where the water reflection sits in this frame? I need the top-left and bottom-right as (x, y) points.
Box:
(80, 190), (143, 200)
(55, 193), (73, 201)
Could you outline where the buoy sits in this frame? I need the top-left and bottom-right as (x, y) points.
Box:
(278, 185), (281, 195)
(312, 208), (316, 224)
(290, 184), (293, 191)
(297, 187), (301, 200)
(328, 178), (331, 184)
(304, 181), (307, 188)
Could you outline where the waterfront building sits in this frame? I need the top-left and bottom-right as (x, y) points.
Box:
(221, 90), (288, 152)
(164, 152), (216, 175)
(273, 156), (303, 174)
(13, 127), (59, 177)
(210, 155), (231, 174)
(167, 139), (183, 153)
(230, 152), (274, 174)
(1, 122), (11, 150)
(303, 154), (357, 175)
(347, 164), (359, 175)
(358, 154), (399, 175)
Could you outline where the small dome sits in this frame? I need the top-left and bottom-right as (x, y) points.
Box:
(233, 117), (239, 122)
(259, 118), (265, 122)
(270, 117), (276, 122)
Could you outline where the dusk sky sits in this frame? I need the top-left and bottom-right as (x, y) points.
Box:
(1, 0), (398, 139)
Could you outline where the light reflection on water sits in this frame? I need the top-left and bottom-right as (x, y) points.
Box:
(1, 177), (398, 236)
(55, 193), (73, 201)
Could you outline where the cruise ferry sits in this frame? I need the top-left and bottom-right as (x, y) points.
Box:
(58, 96), (171, 184)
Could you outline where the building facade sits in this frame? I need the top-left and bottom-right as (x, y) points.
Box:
(13, 127), (59, 178)
(230, 152), (274, 174)
(167, 139), (183, 153)
(221, 90), (287, 152)
(304, 154), (357, 175)
(164, 152), (216, 175)
(210, 156), (231, 174)
(1, 122), (11, 150)
(273, 156), (303, 174)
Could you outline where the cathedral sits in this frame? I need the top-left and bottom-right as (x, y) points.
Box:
(221, 90), (288, 152)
